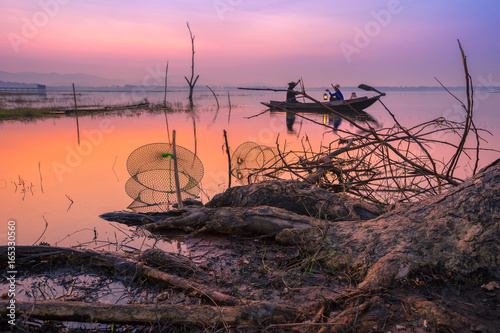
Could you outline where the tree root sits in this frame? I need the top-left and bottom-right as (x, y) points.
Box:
(102, 160), (500, 294)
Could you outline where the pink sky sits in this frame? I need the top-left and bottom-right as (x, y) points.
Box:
(1, 0), (500, 87)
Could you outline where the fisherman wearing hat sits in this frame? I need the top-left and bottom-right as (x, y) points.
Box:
(286, 79), (301, 103)
(325, 84), (344, 101)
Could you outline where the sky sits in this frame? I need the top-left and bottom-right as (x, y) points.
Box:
(1, 0), (500, 87)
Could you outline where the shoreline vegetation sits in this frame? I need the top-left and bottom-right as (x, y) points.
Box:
(0, 103), (153, 121)
(0, 99), (185, 121)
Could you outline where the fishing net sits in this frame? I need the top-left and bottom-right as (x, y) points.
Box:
(125, 143), (203, 212)
(231, 142), (284, 184)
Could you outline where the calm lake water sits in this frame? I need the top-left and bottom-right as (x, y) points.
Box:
(1, 88), (499, 251)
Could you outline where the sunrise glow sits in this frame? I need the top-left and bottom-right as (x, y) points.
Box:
(1, 1), (500, 87)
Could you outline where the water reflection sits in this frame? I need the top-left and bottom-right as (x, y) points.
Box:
(330, 114), (342, 130)
(273, 107), (378, 133)
(286, 112), (295, 133)
(2, 89), (499, 251)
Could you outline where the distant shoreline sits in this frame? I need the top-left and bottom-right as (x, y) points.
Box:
(2, 85), (499, 93)
(1, 78), (499, 94)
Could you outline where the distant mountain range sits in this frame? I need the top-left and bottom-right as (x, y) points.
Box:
(1, 71), (499, 92)
(0, 71), (127, 87)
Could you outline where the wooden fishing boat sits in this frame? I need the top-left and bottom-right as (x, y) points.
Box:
(262, 95), (380, 112)
(260, 84), (385, 112)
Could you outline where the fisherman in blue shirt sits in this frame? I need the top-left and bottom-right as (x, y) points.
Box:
(326, 84), (344, 101)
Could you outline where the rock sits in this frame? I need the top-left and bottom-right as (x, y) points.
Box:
(207, 180), (386, 221)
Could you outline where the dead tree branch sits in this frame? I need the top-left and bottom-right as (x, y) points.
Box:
(184, 22), (199, 106)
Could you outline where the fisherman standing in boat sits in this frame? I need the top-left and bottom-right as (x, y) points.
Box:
(286, 79), (301, 103)
(326, 84), (344, 101)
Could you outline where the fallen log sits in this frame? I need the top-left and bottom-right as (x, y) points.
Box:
(102, 205), (324, 238)
(0, 299), (301, 328)
(0, 245), (239, 306)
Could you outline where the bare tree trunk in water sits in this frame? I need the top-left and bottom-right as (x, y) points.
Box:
(184, 22), (199, 107)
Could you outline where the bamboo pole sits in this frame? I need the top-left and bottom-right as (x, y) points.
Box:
(38, 161), (44, 193)
(227, 91), (232, 124)
(206, 85), (219, 109)
(164, 61), (171, 143)
(172, 130), (183, 209)
(72, 83), (80, 145)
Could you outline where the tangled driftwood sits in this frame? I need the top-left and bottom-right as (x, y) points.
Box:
(103, 159), (500, 288)
(4, 159), (497, 331)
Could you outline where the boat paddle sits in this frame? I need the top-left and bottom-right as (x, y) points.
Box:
(358, 84), (386, 96)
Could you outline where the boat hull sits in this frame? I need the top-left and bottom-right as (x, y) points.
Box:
(262, 96), (380, 112)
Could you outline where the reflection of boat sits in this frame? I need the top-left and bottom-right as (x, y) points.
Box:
(286, 111), (296, 132)
(262, 95), (380, 112)
(271, 107), (378, 132)
(271, 108), (377, 125)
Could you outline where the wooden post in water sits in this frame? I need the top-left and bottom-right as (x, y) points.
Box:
(72, 83), (80, 145)
(227, 91), (232, 124)
(206, 85), (219, 109)
(172, 130), (183, 209)
(163, 61), (171, 143)
(164, 61), (169, 107)
(223, 129), (231, 188)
